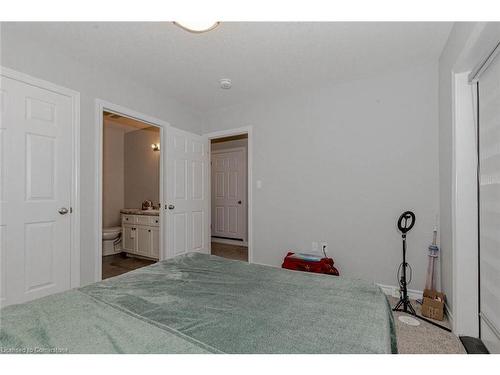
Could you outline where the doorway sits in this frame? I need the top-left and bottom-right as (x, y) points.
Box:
(210, 133), (249, 262)
(100, 111), (161, 279)
(95, 100), (170, 282)
(96, 100), (211, 282)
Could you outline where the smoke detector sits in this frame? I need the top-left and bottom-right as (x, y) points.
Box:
(219, 78), (232, 90)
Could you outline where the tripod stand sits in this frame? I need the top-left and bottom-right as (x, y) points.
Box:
(392, 211), (451, 332)
(393, 211), (417, 315)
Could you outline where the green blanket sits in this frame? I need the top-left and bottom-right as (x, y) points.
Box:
(1, 253), (396, 353)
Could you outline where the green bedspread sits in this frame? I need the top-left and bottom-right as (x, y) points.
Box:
(0, 253), (397, 354)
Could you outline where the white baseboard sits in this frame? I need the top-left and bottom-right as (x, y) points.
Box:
(377, 283), (423, 301)
(211, 237), (248, 247)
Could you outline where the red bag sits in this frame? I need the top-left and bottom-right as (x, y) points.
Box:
(282, 252), (340, 276)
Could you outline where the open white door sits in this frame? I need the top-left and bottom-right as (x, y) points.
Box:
(164, 126), (209, 258)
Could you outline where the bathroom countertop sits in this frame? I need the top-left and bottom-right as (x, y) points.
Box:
(120, 208), (160, 216)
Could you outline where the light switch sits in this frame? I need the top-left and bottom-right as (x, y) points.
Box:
(256, 180), (262, 189)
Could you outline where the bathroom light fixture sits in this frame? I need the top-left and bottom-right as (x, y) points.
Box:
(151, 143), (160, 152)
(173, 21), (220, 34)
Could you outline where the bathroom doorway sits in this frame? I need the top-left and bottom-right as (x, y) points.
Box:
(100, 110), (162, 279)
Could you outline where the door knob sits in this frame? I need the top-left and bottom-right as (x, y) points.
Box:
(58, 207), (69, 215)
(168, 204), (175, 210)
(238, 201), (242, 204)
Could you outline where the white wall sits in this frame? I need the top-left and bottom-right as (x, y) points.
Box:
(124, 127), (161, 209)
(102, 123), (125, 228)
(204, 63), (440, 290)
(0, 26), (203, 285)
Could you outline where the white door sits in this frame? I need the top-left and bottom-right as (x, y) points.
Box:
(164, 127), (209, 258)
(211, 149), (247, 241)
(0, 74), (75, 307)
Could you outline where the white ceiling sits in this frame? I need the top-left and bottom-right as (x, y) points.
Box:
(3, 22), (453, 112)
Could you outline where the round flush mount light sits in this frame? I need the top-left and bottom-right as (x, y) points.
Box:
(173, 21), (220, 34)
(219, 78), (232, 89)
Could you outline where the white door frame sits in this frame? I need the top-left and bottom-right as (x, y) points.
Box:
(94, 99), (169, 282)
(451, 71), (479, 336)
(205, 126), (253, 263)
(211, 146), (248, 244)
(0, 66), (81, 289)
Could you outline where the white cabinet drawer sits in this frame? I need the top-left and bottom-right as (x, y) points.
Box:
(136, 215), (160, 226)
(149, 216), (160, 226)
(136, 215), (150, 225)
(122, 214), (159, 226)
(122, 214), (135, 224)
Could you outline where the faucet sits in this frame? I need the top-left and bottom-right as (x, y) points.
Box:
(142, 200), (154, 210)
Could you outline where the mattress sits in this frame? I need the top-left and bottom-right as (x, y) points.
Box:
(0, 252), (397, 353)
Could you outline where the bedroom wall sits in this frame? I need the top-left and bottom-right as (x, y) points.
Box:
(124, 127), (161, 209)
(0, 25), (203, 285)
(204, 62), (440, 291)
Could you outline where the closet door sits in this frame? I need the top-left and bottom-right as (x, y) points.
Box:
(478, 45), (500, 354)
(0, 73), (76, 307)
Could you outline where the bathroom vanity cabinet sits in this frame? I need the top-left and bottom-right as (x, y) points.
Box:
(121, 213), (160, 260)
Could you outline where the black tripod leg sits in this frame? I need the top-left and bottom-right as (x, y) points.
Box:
(407, 301), (416, 315)
(413, 314), (452, 332)
(392, 298), (404, 311)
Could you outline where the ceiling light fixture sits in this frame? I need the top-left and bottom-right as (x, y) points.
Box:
(173, 21), (220, 34)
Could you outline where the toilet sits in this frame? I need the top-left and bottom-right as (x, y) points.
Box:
(102, 226), (122, 256)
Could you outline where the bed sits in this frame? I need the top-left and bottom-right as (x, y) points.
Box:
(0, 252), (397, 354)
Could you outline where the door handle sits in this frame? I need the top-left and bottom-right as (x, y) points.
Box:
(238, 201), (242, 205)
(58, 207), (69, 215)
(167, 204), (175, 210)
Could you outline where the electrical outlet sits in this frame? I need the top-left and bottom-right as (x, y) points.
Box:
(312, 241), (318, 253)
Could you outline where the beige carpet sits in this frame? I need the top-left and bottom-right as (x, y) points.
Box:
(388, 296), (466, 354)
(211, 241), (248, 261)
